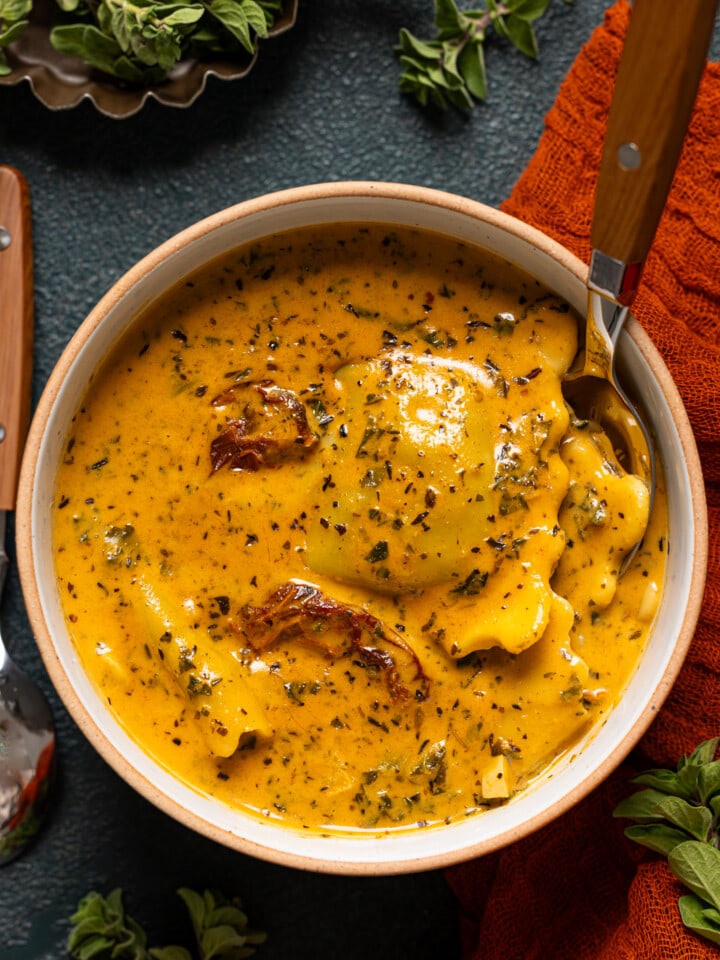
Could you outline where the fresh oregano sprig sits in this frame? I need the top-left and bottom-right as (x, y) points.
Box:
(0, 0), (281, 83)
(67, 887), (267, 960)
(51, 0), (281, 83)
(396, 0), (570, 110)
(614, 737), (720, 947)
(174, 888), (266, 960)
(0, 0), (31, 74)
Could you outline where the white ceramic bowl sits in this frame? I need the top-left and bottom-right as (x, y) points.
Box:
(16, 182), (708, 875)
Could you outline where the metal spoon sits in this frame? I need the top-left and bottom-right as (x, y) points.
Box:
(0, 165), (55, 864)
(563, 0), (717, 518)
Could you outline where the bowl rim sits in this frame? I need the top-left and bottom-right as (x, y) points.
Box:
(16, 180), (709, 874)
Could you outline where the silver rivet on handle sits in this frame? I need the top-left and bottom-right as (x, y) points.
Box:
(617, 141), (642, 171)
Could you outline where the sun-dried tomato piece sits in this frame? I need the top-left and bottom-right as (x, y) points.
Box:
(210, 380), (318, 473)
(230, 581), (430, 702)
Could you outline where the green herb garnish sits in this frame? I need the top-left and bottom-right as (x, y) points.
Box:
(0, 0), (30, 74)
(2, 0), (281, 83)
(67, 887), (266, 960)
(365, 540), (389, 564)
(397, 0), (570, 110)
(450, 568), (488, 595)
(614, 738), (720, 947)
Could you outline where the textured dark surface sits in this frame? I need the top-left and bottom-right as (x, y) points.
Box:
(0, 1), (702, 957)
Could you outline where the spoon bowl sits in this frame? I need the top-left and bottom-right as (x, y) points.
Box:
(564, 294), (654, 487)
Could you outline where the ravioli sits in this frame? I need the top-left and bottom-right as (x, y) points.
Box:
(305, 353), (497, 590)
(305, 349), (572, 657)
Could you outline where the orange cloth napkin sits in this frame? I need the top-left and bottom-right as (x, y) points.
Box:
(446, 3), (720, 957)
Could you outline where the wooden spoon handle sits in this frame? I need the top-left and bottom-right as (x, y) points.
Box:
(591, 0), (718, 266)
(0, 166), (33, 512)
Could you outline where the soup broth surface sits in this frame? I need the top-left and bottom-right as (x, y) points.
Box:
(53, 224), (664, 834)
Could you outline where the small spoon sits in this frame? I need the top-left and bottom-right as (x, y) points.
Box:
(564, 0), (717, 514)
(0, 165), (56, 864)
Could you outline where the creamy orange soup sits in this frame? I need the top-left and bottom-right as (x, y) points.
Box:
(53, 224), (663, 834)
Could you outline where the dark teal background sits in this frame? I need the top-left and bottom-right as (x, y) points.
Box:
(2, 2), (716, 957)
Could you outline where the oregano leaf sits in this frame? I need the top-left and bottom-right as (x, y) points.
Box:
(199, 924), (249, 958)
(676, 762), (703, 799)
(701, 903), (720, 925)
(623, 822), (696, 857)
(149, 949), (193, 960)
(669, 841), (720, 914)
(503, 14), (538, 58)
(0, 0), (30, 64)
(176, 887), (207, 940)
(0, 18), (28, 46)
(206, 0), (252, 51)
(631, 768), (694, 800)
(241, 0), (269, 38)
(510, 0), (551, 21)
(398, 29), (444, 61)
(613, 787), (672, 822)
(688, 737), (720, 767)
(458, 39), (486, 100)
(698, 759), (720, 805)
(206, 905), (250, 930)
(654, 795), (713, 842)
(678, 895), (720, 947)
(434, 0), (466, 35)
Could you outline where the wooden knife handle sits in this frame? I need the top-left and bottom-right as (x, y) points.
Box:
(0, 166), (33, 512)
(591, 0), (718, 265)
